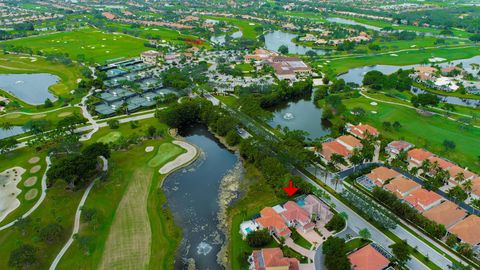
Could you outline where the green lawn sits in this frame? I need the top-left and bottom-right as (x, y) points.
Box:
(342, 96), (480, 171)
(345, 238), (372, 253)
(202, 16), (261, 39)
(147, 143), (185, 167)
(290, 228), (313, 249)
(97, 131), (122, 144)
(1, 28), (149, 64)
(235, 63), (254, 73)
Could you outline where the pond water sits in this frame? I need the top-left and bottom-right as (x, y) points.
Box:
(0, 126), (27, 139)
(264, 30), (326, 55)
(339, 55), (480, 85)
(210, 30), (243, 45)
(268, 98), (330, 140)
(326, 17), (382, 31)
(411, 86), (480, 108)
(163, 126), (240, 269)
(0, 73), (59, 104)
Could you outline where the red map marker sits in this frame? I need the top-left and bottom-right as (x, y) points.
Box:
(283, 180), (299, 197)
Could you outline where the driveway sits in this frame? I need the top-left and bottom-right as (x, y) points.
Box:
(285, 238), (315, 260)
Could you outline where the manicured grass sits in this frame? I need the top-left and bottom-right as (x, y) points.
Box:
(0, 53), (84, 104)
(147, 143), (185, 168)
(290, 228), (313, 249)
(202, 16), (260, 39)
(216, 95), (239, 108)
(279, 11), (326, 22)
(323, 46), (480, 74)
(235, 63), (254, 73)
(345, 238), (371, 253)
(342, 96), (480, 171)
(97, 131), (122, 144)
(1, 28), (149, 64)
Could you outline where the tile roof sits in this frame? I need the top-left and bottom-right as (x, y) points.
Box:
(366, 167), (400, 186)
(446, 165), (477, 182)
(321, 140), (351, 161)
(428, 156), (455, 170)
(472, 177), (480, 197)
(348, 123), (379, 139)
(407, 149), (434, 165)
(386, 140), (413, 152)
(448, 215), (480, 246)
(405, 189), (443, 212)
(348, 244), (390, 270)
(256, 207), (291, 237)
(252, 248), (300, 270)
(384, 176), (421, 198)
(423, 201), (467, 229)
(337, 135), (362, 149)
(281, 201), (311, 224)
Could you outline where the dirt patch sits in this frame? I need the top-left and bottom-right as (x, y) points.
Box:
(31, 114), (46, 119)
(30, 165), (41, 174)
(5, 113), (21, 119)
(24, 189), (38, 201)
(58, 112), (73, 117)
(23, 176), (37, 187)
(99, 169), (153, 269)
(28, 156), (40, 164)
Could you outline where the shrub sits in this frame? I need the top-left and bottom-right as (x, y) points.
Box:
(246, 229), (272, 248)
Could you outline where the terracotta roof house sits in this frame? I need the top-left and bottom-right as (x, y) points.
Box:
(267, 56), (311, 80)
(407, 149), (434, 167)
(366, 167), (401, 186)
(348, 244), (390, 270)
(448, 215), (480, 246)
(250, 248), (300, 270)
(384, 176), (421, 198)
(441, 66), (464, 76)
(301, 195), (333, 222)
(320, 140), (351, 161)
(281, 201), (315, 233)
(102, 12), (116, 20)
(140, 50), (162, 65)
(337, 135), (362, 151)
(405, 189), (443, 212)
(244, 48), (278, 62)
(346, 123), (379, 139)
(385, 141), (414, 156)
(428, 156), (455, 170)
(423, 201), (467, 229)
(445, 165), (477, 185)
(256, 207), (291, 238)
(470, 177), (480, 200)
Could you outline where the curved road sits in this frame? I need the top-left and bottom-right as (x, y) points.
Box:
(0, 156), (51, 231)
(49, 156), (108, 270)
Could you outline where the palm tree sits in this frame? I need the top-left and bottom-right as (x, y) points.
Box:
(0, 121), (13, 131)
(462, 179), (473, 194)
(454, 172), (465, 185)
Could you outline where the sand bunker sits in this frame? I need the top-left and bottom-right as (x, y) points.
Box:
(23, 176), (37, 187)
(28, 156), (40, 164)
(159, 141), (197, 174)
(58, 112), (73, 117)
(371, 111), (378, 114)
(25, 189), (38, 201)
(370, 102), (378, 106)
(145, 146), (154, 152)
(0, 167), (26, 222)
(30, 165), (41, 174)
(32, 114), (46, 119)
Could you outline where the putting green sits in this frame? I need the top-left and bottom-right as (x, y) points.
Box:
(97, 131), (122, 144)
(147, 143), (185, 168)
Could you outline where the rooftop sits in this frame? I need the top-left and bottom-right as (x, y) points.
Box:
(348, 244), (390, 270)
(384, 176), (421, 198)
(366, 167), (400, 186)
(423, 201), (467, 229)
(448, 215), (480, 246)
(405, 189), (443, 212)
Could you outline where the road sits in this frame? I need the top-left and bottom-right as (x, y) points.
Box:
(49, 156), (108, 270)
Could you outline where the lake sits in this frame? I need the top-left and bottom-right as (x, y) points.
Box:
(264, 30), (326, 55)
(0, 126), (27, 139)
(326, 17), (382, 31)
(163, 126), (241, 269)
(268, 98), (330, 140)
(210, 30), (243, 45)
(0, 73), (59, 104)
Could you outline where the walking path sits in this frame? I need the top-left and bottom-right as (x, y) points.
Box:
(158, 140), (197, 174)
(49, 156), (108, 270)
(0, 156), (51, 231)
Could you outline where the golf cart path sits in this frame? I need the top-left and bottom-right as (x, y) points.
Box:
(49, 156), (108, 270)
(0, 156), (51, 231)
